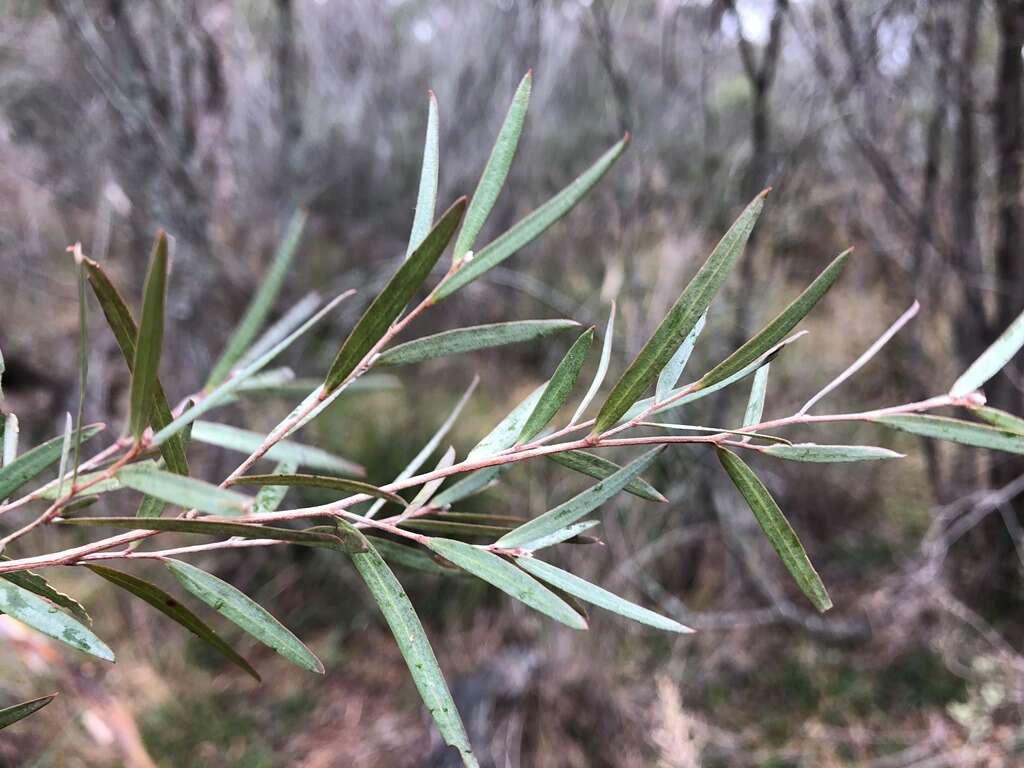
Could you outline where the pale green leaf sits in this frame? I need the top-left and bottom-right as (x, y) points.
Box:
(407, 446), (455, 512)
(656, 310), (706, 402)
(546, 450), (666, 502)
(517, 520), (601, 551)
(0, 424), (103, 499)
(1, 557), (91, 624)
(117, 464), (252, 516)
(876, 414), (1024, 454)
(128, 232), (168, 438)
(716, 447), (832, 612)
(742, 364), (771, 432)
(972, 406), (1024, 435)
(519, 328), (594, 443)
(407, 91), (440, 258)
(467, 382), (547, 461)
(431, 467), (502, 507)
(2, 413), (16, 467)
(763, 444), (904, 462)
(571, 302), (616, 424)
(378, 320), (579, 367)
(252, 460), (297, 515)
(951, 307), (1024, 396)
(0, 579), (113, 661)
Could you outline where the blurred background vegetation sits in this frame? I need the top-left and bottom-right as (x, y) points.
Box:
(2, 0), (1024, 765)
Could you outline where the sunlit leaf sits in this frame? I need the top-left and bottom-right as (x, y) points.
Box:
(128, 232), (168, 439)
(971, 406), (1024, 435)
(166, 559), (323, 674)
(716, 447), (831, 612)
(345, 539), (477, 766)
(324, 198), (466, 394)
(518, 328), (594, 443)
(436, 135), (630, 300)
(517, 520), (601, 551)
(516, 557), (690, 632)
(697, 249), (850, 389)
(763, 444), (904, 462)
(593, 192), (767, 434)
(0, 693), (57, 730)
(546, 450), (666, 502)
(950, 307), (1024, 396)
(497, 447), (664, 548)
(0, 579), (113, 661)
(190, 421), (363, 477)
(656, 310), (706, 402)
(117, 464), (252, 516)
(399, 519), (514, 539)
(0, 424), (103, 500)
(231, 473), (405, 508)
(86, 565), (258, 679)
(876, 414), (1024, 454)
(378, 320), (579, 367)
(572, 303), (616, 424)
(425, 538), (586, 629)
(407, 91), (440, 257)
(451, 71), (531, 265)
(206, 209), (308, 388)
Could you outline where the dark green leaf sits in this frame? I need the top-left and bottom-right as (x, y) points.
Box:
(128, 232), (168, 439)
(972, 406), (1024, 435)
(377, 320), (579, 367)
(60, 517), (344, 549)
(323, 198), (466, 393)
(86, 565), (258, 680)
(716, 447), (832, 612)
(0, 693), (57, 730)
(365, 536), (459, 575)
(518, 328), (594, 443)
(0, 424), (103, 500)
(593, 192), (767, 434)
(231, 473), (405, 508)
(398, 519), (515, 539)
(547, 450), (666, 502)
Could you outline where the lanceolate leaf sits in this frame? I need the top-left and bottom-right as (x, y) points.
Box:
(436, 135), (630, 301)
(498, 447), (664, 548)
(425, 538), (587, 630)
(190, 421), (363, 477)
(323, 198), (466, 394)
(0, 424), (103, 500)
(593, 192), (767, 434)
(399, 519), (514, 539)
(117, 464), (252, 516)
(128, 232), (169, 439)
(517, 520), (602, 551)
(742, 364), (771, 430)
(377, 320), (579, 367)
(572, 302), (616, 424)
(82, 255), (188, 474)
(950, 307), (1024, 396)
(407, 91), (440, 258)
(345, 540), (477, 767)
(716, 447), (832, 612)
(466, 382), (547, 461)
(518, 328), (594, 443)
(431, 467), (502, 507)
(252, 460), (296, 515)
(875, 414), (1024, 454)
(0, 693), (57, 730)
(451, 71), (531, 265)
(547, 450), (666, 502)
(2, 413), (17, 467)
(86, 565), (258, 680)
(1, 557), (91, 624)
(206, 209), (309, 388)
(763, 444), (904, 462)
(61, 516), (345, 548)
(0, 579), (113, 661)
(407, 447), (454, 511)
(972, 406), (1024, 435)
(166, 559), (324, 674)
(656, 310), (706, 402)
(516, 557), (690, 633)
(231, 473), (406, 508)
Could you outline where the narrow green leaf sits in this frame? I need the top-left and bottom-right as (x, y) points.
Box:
(571, 302), (616, 424)
(640, 422), (790, 445)
(346, 540), (477, 766)
(232, 473), (405, 508)
(0, 693), (57, 730)
(451, 71), (531, 264)
(517, 520), (601, 551)
(698, 249), (850, 389)
(324, 198), (466, 394)
(233, 294), (321, 372)
(55, 413), (73, 498)
(236, 373), (401, 399)
(206, 209), (308, 388)
(0, 424), (103, 499)
(972, 406), (1024, 435)
(1, 558), (91, 624)
(516, 557), (690, 633)
(61, 516), (344, 548)
(117, 464), (252, 516)
(436, 136), (630, 300)
(466, 382), (547, 461)
(86, 565), (257, 679)
(0, 579), (113, 661)
(2, 413), (17, 468)
(82, 255), (188, 474)
(73, 256), (89, 485)
(425, 538), (586, 630)
(407, 447), (455, 512)
(190, 421), (363, 477)
(399, 520), (513, 539)
(431, 467), (502, 507)
(875, 414), (1024, 454)
(166, 559), (323, 674)
(518, 328), (594, 443)
(378, 320), (579, 367)
(251, 460), (296, 515)
(407, 91), (440, 258)
(656, 311), (706, 402)
(763, 444), (904, 462)
(128, 232), (168, 439)
(716, 447), (832, 612)
(742, 364), (771, 430)
(593, 192), (767, 434)
(951, 307), (1024, 396)
(365, 536), (459, 575)
(498, 447), (664, 548)
(546, 450), (666, 502)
